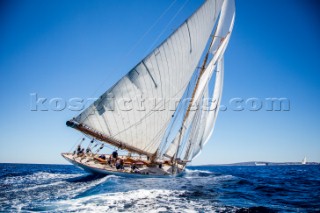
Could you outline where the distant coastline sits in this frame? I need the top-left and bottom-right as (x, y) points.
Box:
(202, 161), (320, 166)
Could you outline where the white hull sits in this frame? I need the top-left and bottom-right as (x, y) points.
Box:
(61, 153), (183, 178)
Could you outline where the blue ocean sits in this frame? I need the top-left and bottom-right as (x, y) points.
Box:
(1, 164), (319, 212)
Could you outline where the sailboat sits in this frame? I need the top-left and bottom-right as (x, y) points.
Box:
(301, 156), (307, 165)
(62, 0), (235, 177)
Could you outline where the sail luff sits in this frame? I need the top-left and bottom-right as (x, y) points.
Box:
(197, 0), (235, 151)
(200, 56), (224, 147)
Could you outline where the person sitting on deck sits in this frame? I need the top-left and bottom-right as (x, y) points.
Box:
(107, 155), (112, 166)
(119, 158), (124, 170)
(99, 154), (106, 160)
(115, 159), (121, 170)
(112, 150), (118, 159)
(131, 163), (139, 173)
(78, 148), (85, 157)
(86, 147), (91, 155)
(114, 158), (124, 170)
(76, 145), (81, 155)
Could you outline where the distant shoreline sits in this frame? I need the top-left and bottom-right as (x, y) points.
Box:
(198, 161), (320, 167)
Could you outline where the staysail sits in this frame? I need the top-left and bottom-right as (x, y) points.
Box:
(67, 0), (235, 161)
(162, 0), (235, 161)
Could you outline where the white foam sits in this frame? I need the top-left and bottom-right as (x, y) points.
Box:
(185, 169), (213, 174)
(3, 172), (80, 185)
(1, 175), (121, 213)
(51, 189), (226, 212)
(68, 175), (117, 198)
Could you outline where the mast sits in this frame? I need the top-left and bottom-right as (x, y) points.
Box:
(184, 35), (215, 122)
(172, 34), (215, 166)
(171, 0), (236, 163)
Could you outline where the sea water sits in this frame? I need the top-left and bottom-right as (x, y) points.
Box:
(1, 164), (319, 212)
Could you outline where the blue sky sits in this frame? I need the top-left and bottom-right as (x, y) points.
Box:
(0, 0), (319, 165)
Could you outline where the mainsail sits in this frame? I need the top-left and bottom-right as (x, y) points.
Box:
(67, 0), (235, 162)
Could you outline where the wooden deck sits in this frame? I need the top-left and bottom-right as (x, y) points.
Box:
(61, 153), (184, 177)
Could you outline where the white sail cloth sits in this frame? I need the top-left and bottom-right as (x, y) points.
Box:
(164, 0), (235, 160)
(191, 0), (235, 160)
(74, 0), (224, 155)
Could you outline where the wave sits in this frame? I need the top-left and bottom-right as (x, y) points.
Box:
(0, 172), (117, 212)
(70, 175), (118, 198)
(236, 206), (277, 213)
(183, 169), (235, 183)
(51, 189), (232, 212)
(2, 172), (81, 185)
(185, 169), (213, 174)
(3, 164), (319, 212)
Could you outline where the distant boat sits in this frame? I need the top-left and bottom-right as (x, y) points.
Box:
(301, 156), (307, 165)
(62, 0), (235, 177)
(255, 162), (267, 166)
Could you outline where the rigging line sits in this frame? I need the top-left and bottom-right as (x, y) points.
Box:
(72, 3), (181, 131)
(145, 0), (190, 55)
(86, 138), (95, 150)
(142, 117), (172, 152)
(172, 30), (216, 163)
(68, 137), (85, 153)
(124, 0), (178, 59)
(183, 101), (203, 159)
(160, 77), (193, 150)
(84, 1), (179, 102)
(157, 85), (189, 156)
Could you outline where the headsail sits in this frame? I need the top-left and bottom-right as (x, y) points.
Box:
(162, 0), (235, 161)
